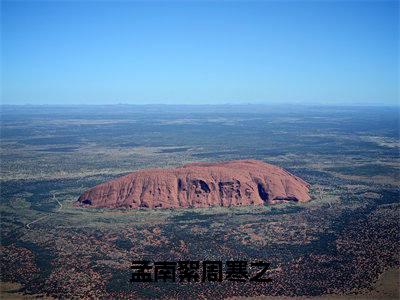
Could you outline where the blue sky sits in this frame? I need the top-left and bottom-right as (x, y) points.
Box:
(1, 0), (398, 105)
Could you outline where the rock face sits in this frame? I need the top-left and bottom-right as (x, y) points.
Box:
(76, 160), (311, 209)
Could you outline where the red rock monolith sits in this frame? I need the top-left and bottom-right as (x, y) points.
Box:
(76, 160), (311, 209)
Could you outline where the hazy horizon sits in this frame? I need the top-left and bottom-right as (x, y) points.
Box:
(1, 101), (400, 107)
(1, 97), (399, 107)
(1, 1), (399, 106)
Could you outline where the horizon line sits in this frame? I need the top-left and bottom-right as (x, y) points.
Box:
(1, 103), (399, 108)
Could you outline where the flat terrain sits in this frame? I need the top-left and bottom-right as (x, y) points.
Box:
(0, 105), (399, 299)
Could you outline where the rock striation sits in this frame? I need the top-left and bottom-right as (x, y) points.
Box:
(76, 160), (311, 209)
